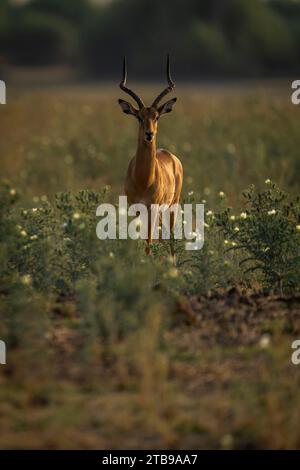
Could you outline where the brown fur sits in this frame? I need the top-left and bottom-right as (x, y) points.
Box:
(123, 106), (183, 253)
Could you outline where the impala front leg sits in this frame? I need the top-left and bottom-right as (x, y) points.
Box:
(145, 206), (158, 255)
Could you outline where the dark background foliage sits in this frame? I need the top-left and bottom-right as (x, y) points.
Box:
(0, 0), (300, 78)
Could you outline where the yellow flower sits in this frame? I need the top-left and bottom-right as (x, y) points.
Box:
(20, 274), (32, 286)
(296, 225), (300, 232)
(20, 230), (27, 237)
(30, 235), (38, 241)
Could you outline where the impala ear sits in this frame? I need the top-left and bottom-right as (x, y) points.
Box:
(158, 97), (177, 116)
(118, 99), (138, 117)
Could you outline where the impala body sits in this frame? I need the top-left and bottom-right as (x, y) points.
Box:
(118, 56), (183, 253)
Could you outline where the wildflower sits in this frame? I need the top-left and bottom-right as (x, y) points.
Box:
(109, 252), (114, 258)
(259, 334), (271, 349)
(224, 239), (230, 245)
(230, 215), (236, 221)
(10, 188), (16, 196)
(267, 209), (276, 216)
(234, 226), (240, 232)
(240, 212), (247, 219)
(209, 250), (214, 255)
(202, 199), (207, 204)
(265, 179), (271, 184)
(73, 212), (81, 220)
(206, 210), (213, 216)
(188, 191), (194, 196)
(22, 210), (28, 216)
(32, 208), (38, 213)
(20, 230), (27, 237)
(226, 143), (236, 154)
(30, 235), (38, 241)
(168, 267), (178, 278)
(20, 274), (32, 286)
(296, 225), (300, 232)
(219, 191), (225, 198)
(204, 223), (209, 228)
(231, 241), (237, 247)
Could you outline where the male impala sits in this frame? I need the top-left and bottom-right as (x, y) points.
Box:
(118, 55), (183, 254)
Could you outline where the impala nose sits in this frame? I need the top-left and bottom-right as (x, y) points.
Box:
(145, 131), (154, 142)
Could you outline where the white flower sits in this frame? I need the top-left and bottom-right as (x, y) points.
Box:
(259, 334), (271, 349)
(73, 212), (81, 220)
(265, 179), (271, 184)
(267, 209), (276, 216)
(231, 241), (237, 247)
(10, 188), (16, 196)
(230, 215), (236, 221)
(224, 239), (230, 245)
(20, 230), (27, 237)
(32, 208), (38, 213)
(30, 235), (38, 241)
(109, 252), (114, 258)
(202, 199), (207, 204)
(219, 191), (225, 198)
(240, 212), (247, 219)
(204, 223), (209, 228)
(188, 191), (194, 196)
(296, 225), (300, 232)
(206, 210), (213, 216)
(234, 226), (240, 232)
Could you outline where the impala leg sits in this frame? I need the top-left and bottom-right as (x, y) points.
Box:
(145, 207), (159, 255)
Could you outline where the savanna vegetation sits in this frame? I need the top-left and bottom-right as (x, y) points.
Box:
(1, 82), (300, 449)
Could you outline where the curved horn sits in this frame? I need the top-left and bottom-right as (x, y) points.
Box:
(151, 54), (175, 108)
(119, 56), (144, 109)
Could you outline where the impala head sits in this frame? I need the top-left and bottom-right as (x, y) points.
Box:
(118, 55), (177, 143)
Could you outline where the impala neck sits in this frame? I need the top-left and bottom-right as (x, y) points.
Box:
(134, 127), (156, 189)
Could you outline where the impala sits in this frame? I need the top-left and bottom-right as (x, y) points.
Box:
(118, 55), (183, 254)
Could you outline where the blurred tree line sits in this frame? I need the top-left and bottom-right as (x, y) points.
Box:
(0, 0), (299, 78)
